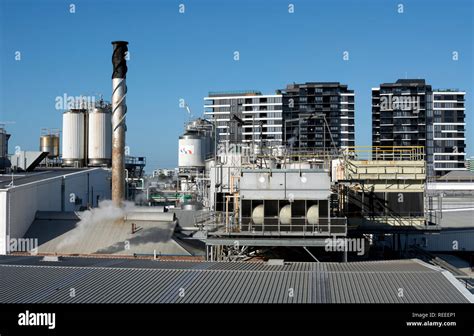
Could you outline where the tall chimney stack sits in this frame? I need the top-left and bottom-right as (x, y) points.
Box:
(111, 41), (128, 205)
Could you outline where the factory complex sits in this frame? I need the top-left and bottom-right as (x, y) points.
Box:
(0, 41), (473, 304)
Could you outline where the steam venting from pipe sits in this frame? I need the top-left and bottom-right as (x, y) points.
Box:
(111, 41), (128, 206)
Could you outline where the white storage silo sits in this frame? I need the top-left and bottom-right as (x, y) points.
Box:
(178, 131), (205, 168)
(88, 107), (112, 166)
(62, 109), (85, 167)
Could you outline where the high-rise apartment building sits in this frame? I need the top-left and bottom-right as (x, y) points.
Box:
(372, 79), (466, 176)
(204, 91), (283, 146)
(280, 82), (355, 150)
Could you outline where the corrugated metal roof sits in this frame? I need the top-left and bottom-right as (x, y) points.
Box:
(0, 256), (471, 303)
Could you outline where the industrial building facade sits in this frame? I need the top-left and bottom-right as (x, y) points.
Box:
(204, 91), (283, 146)
(372, 79), (467, 176)
(281, 82), (355, 150)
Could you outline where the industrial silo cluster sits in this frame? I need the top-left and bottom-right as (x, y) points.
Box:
(62, 105), (112, 167)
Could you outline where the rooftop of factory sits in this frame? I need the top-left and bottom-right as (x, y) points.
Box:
(0, 256), (472, 303)
(0, 168), (98, 189)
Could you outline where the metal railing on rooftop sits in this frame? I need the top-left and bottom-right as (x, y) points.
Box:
(239, 217), (347, 236)
(344, 146), (425, 161)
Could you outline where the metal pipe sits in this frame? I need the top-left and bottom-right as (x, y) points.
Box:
(111, 41), (128, 206)
(225, 195), (229, 232)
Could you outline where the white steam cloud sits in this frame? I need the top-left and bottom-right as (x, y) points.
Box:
(57, 200), (136, 249)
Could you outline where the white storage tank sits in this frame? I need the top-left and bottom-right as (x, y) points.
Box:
(88, 107), (112, 166)
(178, 131), (205, 168)
(62, 109), (85, 167)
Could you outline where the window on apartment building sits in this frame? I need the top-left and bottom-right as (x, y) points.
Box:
(443, 140), (455, 147)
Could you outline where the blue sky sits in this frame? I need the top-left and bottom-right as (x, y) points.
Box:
(1, 0), (472, 170)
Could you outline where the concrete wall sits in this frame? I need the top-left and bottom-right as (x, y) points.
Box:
(0, 168), (111, 254)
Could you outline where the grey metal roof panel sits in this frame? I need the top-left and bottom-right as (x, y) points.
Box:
(0, 255), (311, 271)
(0, 168), (96, 188)
(0, 257), (472, 303)
(327, 271), (469, 304)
